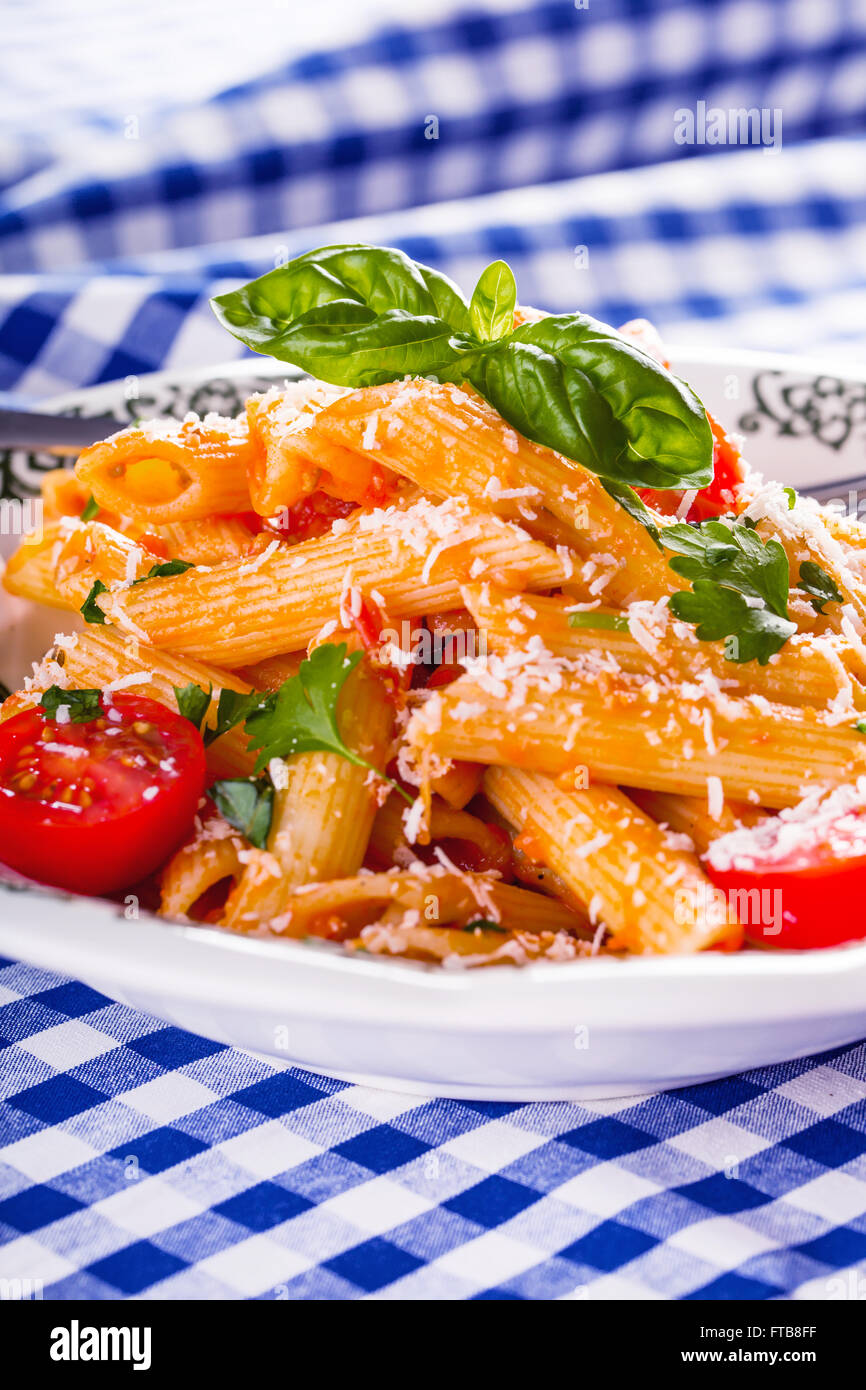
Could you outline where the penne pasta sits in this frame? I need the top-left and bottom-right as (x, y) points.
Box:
(267, 377), (676, 607)
(160, 818), (246, 919)
(223, 658), (395, 927)
(103, 497), (570, 665)
(407, 651), (866, 809)
(74, 414), (257, 524)
(462, 582), (866, 711)
(483, 767), (740, 954)
(626, 789), (770, 856)
(3, 523), (76, 610)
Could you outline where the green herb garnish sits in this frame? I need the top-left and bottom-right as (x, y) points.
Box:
(797, 560), (843, 615)
(173, 682), (212, 732)
(244, 644), (408, 804)
(81, 494), (99, 521)
(40, 686), (103, 723)
(210, 777), (274, 850)
(80, 579), (109, 624)
(132, 559), (195, 584)
(203, 688), (266, 748)
(601, 479), (663, 550)
(210, 245), (713, 491)
(568, 612), (630, 632)
(462, 919), (508, 934)
(662, 516), (796, 665)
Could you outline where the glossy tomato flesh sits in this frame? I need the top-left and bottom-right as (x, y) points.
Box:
(0, 692), (206, 895)
(706, 811), (866, 949)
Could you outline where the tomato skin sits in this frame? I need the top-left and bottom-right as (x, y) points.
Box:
(706, 832), (866, 951)
(0, 693), (206, 896)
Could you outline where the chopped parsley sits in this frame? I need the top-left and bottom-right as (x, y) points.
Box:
(80, 579), (109, 625)
(40, 685), (103, 723)
(797, 560), (843, 615)
(568, 612), (630, 633)
(172, 682), (212, 732)
(80, 494), (99, 521)
(132, 558), (195, 584)
(243, 643), (411, 801)
(209, 777), (274, 850)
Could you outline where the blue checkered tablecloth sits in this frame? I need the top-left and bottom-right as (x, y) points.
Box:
(2, 959), (866, 1300)
(2, 0), (866, 1301)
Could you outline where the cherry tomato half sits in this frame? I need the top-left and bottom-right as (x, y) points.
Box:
(0, 692), (206, 895)
(705, 806), (866, 950)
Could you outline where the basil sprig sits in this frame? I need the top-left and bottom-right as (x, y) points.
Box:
(211, 244), (712, 490)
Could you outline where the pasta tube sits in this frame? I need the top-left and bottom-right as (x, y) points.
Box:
(483, 767), (740, 953)
(104, 497), (570, 665)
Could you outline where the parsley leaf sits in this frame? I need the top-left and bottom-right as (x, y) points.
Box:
(462, 919), (508, 934)
(797, 560), (843, 615)
(40, 685), (103, 722)
(568, 612), (629, 632)
(663, 518), (791, 619)
(173, 682), (212, 731)
(80, 579), (109, 624)
(210, 777), (274, 850)
(203, 688), (267, 747)
(81, 494), (99, 521)
(783, 487), (797, 510)
(854, 720), (866, 735)
(132, 559), (195, 584)
(669, 581), (796, 665)
(243, 643), (410, 801)
(245, 643), (364, 772)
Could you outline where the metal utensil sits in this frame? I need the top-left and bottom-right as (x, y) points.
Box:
(0, 409), (127, 454)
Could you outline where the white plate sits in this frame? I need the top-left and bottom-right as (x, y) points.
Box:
(2, 349), (866, 1100)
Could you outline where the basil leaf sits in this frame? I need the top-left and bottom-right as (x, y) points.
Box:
(81, 579), (109, 625)
(462, 337), (621, 479)
(797, 560), (843, 614)
(601, 479), (662, 550)
(81, 494), (99, 521)
(854, 720), (866, 734)
(499, 315), (713, 489)
(210, 777), (274, 851)
(211, 243), (471, 361)
(568, 611), (630, 632)
(173, 682), (212, 731)
(210, 244), (713, 490)
(248, 301), (470, 388)
(669, 582), (796, 665)
(462, 919), (508, 934)
(40, 685), (103, 722)
(469, 260), (516, 342)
